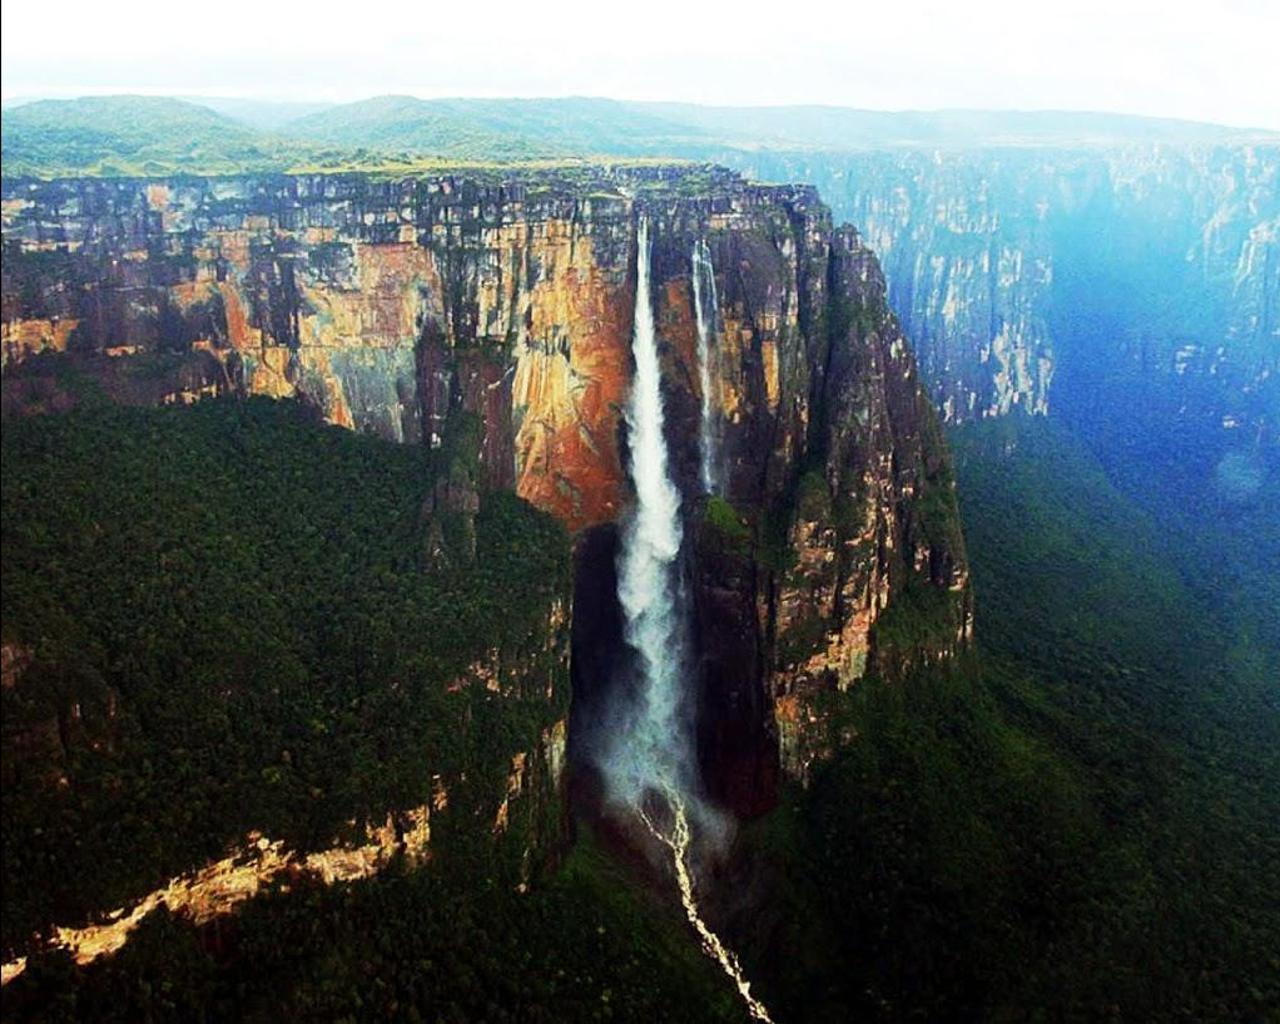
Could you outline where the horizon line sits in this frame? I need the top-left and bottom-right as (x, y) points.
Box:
(3, 89), (1278, 135)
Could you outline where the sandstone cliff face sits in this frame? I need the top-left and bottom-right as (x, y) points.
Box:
(2, 172), (636, 530)
(722, 146), (1279, 443)
(1, 165), (970, 805)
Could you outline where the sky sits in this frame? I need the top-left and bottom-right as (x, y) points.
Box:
(2, 0), (1278, 128)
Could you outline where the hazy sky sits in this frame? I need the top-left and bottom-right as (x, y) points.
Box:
(3, 0), (1278, 128)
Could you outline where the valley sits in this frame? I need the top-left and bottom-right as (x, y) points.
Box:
(1, 97), (1276, 1022)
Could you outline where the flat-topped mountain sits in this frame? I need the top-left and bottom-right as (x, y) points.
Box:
(1, 160), (968, 836)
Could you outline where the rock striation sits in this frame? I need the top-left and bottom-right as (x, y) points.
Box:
(1, 164), (971, 807)
(722, 145), (1279, 443)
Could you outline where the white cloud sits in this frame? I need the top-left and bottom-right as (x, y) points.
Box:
(2, 0), (1277, 128)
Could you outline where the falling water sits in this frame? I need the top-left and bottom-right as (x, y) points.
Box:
(691, 239), (721, 495)
(607, 215), (691, 805)
(608, 217), (774, 1024)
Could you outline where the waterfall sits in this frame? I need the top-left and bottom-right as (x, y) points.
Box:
(608, 215), (691, 805)
(608, 217), (775, 1024)
(691, 239), (721, 495)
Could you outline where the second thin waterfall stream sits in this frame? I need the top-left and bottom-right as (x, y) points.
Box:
(692, 238), (722, 496)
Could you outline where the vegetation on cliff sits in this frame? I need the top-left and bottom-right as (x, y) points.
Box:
(2, 834), (747, 1023)
(0, 396), (754, 1021)
(736, 417), (1278, 1022)
(2, 373), (1274, 1024)
(1, 396), (571, 954)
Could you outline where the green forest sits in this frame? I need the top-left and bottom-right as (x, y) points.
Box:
(732, 419), (1279, 1021)
(3, 95), (1269, 179)
(3, 401), (1276, 1021)
(0, 396), (752, 1020)
(1, 395), (574, 949)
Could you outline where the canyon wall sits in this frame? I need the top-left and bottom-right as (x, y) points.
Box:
(1, 165), (971, 806)
(722, 145), (1279, 445)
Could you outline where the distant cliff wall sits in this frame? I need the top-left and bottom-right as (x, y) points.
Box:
(721, 145), (1279, 444)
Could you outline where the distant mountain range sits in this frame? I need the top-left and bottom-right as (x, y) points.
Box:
(4, 93), (1277, 177)
(1, 96), (306, 177)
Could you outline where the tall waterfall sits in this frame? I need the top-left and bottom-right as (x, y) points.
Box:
(609, 216), (690, 804)
(609, 217), (774, 1024)
(691, 239), (721, 495)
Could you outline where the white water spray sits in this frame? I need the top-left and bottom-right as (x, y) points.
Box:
(608, 216), (690, 804)
(691, 239), (722, 495)
(609, 217), (774, 1024)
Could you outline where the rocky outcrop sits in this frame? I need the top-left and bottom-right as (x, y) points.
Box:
(1, 165), (970, 806)
(4, 813), (435, 985)
(0, 553), (572, 976)
(721, 145), (1279, 444)
(3, 170), (644, 530)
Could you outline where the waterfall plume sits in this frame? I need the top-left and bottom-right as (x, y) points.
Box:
(604, 215), (692, 806)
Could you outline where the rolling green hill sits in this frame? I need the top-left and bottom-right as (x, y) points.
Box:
(279, 94), (717, 159)
(6, 94), (1274, 179)
(177, 96), (336, 131)
(0, 96), (300, 177)
(275, 97), (1280, 158)
(630, 102), (1278, 149)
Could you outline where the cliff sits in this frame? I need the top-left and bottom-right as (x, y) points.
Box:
(1, 164), (971, 807)
(722, 145), (1279, 444)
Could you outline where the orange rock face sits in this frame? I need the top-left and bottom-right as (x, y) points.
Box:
(1, 318), (79, 365)
(3, 169), (973, 800)
(1, 176), (648, 531)
(508, 222), (631, 531)
(297, 241), (439, 349)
